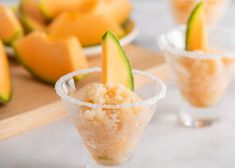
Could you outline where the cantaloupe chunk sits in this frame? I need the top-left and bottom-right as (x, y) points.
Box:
(77, 0), (102, 14)
(21, 14), (47, 32)
(102, 31), (134, 91)
(48, 12), (125, 47)
(20, 0), (46, 24)
(19, 0), (47, 32)
(106, 0), (132, 24)
(78, 0), (132, 24)
(186, 1), (208, 51)
(0, 40), (11, 103)
(13, 31), (88, 84)
(0, 5), (23, 45)
(39, 0), (82, 20)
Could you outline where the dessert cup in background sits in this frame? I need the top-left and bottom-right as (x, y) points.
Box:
(158, 26), (235, 127)
(55, 67), (166, 168)
(170, 0), (230, 25)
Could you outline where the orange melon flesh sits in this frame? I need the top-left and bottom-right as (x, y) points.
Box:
(78, 0), (132, 24)
(0, 5), (23, 45)
(77, 0), (102, 14)
(186, 1), (208, 51)
(48, 12), (125, 47)
(20, 0), (46, 24)
(106, 0), (132, 24)
(39, 0), (82, 20)
(14, 31), (88, 83)
(0, 40), (11, 103)
(21, 14), (47, 32)
(102, 31), (134, 91)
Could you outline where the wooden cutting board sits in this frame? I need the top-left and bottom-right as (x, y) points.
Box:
(0, 45), (171, 141)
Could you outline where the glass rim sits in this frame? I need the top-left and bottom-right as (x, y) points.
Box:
(55, 67), (167, 109)
(157, 25), (235, 59)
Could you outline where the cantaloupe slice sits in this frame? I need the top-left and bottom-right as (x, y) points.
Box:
(20, 0), (46, 24)
(78, 0), (132, 24)
(21, 14), (47, 32)
(39, 0), (82, 20)
(0, 40), (11, 103)
(102, 31), (134, 91)
(0, 5), (23, 45)
(186, 1), (208, 51)
(19, 0), (47, 32)
(106, 0), (132, 24)
(48, 12), (125, 47)
(13, 31), (88, 84)
(77, 0), (105, 14)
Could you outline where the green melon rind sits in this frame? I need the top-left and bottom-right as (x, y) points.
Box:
(185, 0), (204, 50)
(12, 43), (56, 85)
(102, 31), (134, 91)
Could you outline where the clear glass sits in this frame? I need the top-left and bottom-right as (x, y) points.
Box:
(169, 0), (231, 25)
(158, 26), (235, 127)
(55, 67), (166, 168)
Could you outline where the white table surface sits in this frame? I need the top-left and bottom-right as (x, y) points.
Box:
(1, 0), (235, 168)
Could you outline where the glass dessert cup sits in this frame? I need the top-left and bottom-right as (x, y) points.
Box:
(55, 67), (166, 168)
(170, 0), (230, 25)
(158, 26), (235, 127)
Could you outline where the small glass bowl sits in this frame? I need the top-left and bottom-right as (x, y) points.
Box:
(169, 0), (231, 25)
(55, 67), (166, 168)
(158, 26), (235, 127)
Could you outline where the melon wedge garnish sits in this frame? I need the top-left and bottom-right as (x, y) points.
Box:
(102, 31), (134, 91)
(186, 1), (208, 51)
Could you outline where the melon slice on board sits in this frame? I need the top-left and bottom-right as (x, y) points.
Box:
(186, 1), (208, 51)
(20, 14), (47, 32)
(38, 0), (81, 20)
(20, 0), (46, 24)
(106, 0), (132, 24)
(13, 31), (88, 84)
(19, 0), (47, 32)
(0, 40), (11, 103)
(48, 12), (125, 47)
(102, 31), (134, 91)
(0, 5), (23, 45)
(78, 0), (132, 24)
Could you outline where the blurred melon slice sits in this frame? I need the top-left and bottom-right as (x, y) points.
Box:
(20, 0), (46, 24)
(106, 0), (132, 24)
(13, 31), (88, 84)
(19, 0), (47, 32)
(48, 12), (125, 47)
(20, 14), (47, 32)
(0, 40), (11, 104)
(38, 0), (82, 20)
(0, 5), (23, 45)
(78, 0), (132, 24)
